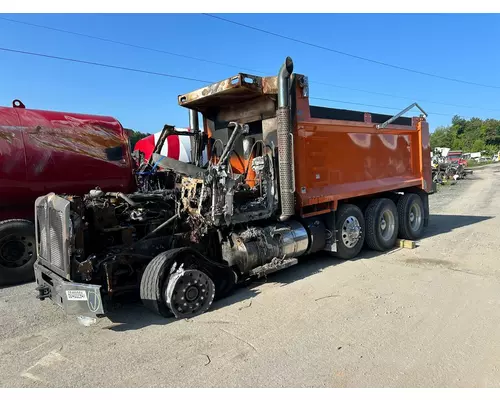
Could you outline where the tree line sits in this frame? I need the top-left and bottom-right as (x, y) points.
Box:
(430, 116), (500, 156)
(125, 129), (149, 151)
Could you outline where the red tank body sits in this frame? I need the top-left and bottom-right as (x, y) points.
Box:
(0, 101), (135, 221)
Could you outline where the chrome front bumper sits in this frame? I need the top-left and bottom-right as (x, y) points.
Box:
(34, 261), (104, 317)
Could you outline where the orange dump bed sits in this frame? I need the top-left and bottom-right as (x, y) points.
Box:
(294, 95), (432, 215)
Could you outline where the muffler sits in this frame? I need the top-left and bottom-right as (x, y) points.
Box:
(277, 56), (295, 221)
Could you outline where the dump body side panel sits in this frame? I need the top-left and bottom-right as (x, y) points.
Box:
(294, 92), (431, 213)
(294, 120), (421, 208)
(418, 120), (433, 193)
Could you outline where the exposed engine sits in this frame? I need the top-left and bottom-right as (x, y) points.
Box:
(62, 187), (177, 298)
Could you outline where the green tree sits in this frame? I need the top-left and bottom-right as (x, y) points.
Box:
(472, 139), (485, 152)
(125, 129), (149, 151)
(452, 137), (464, 150)
(430, 126), (455, 148)
(431, 115), (500, 155)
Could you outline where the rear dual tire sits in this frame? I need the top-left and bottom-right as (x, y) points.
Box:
(364, 194), (425, 251)
(365, 198), (399, 252)
(397, 194), (425, 240)
(334, 204), (366, 260)
(333, 199), (400, 259)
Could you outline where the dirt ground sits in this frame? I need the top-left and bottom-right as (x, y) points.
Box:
(1, 164), (500, 388)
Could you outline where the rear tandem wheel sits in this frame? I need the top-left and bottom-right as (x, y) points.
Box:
(397, 193), (425, 240)
(364, 198), (399, 252)
(333, 204), (366, 260)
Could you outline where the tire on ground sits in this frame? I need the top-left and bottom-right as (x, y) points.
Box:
(364, 198), (399, 252)
(397, 193), (425, 240)
(140, 250), (176, 317)
(334, 204), (366, 260)
(0, 219), (36, 286)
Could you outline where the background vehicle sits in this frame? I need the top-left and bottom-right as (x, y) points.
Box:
(446, 150), (468, 166)
(0, 100), (135, 285)
(32, 57), (433, 320)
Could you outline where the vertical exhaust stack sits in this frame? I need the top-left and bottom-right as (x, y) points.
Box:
(188, 109), (199, 132)
(277, 57), (295, 221)
(188, 109), (201, 166)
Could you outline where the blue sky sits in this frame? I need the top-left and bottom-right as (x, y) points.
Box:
(1, 13), (499, 133)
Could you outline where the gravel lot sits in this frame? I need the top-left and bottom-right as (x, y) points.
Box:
(1, 164), (500, 388)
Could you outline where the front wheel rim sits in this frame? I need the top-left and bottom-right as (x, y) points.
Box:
(165, 267), (215, 318)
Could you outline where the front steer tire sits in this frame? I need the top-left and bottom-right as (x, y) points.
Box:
(140, 250), (176, 318)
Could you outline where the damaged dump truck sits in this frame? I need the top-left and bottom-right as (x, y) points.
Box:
(33, 57), (432, 320)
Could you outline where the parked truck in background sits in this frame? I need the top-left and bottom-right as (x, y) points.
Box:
(0, 100), (135, 285)
(446, 150), (468, 167)
(32, 57), (432, 320)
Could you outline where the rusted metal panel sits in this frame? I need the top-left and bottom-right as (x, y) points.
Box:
(178, 73), (266, 114)
(262, 76), (278, 95)
(218, 96), (276, 124)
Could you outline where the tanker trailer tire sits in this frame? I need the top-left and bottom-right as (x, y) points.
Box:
(0, 220), (36, 286)
(397, 194), (425, 240)
(334, 204), (366, 260)
(365, 198), (399, 252)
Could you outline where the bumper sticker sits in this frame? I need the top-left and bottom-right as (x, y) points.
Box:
(66, 290), (88, 301)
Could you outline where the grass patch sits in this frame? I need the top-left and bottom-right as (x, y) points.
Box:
(467, 160), (495, 168)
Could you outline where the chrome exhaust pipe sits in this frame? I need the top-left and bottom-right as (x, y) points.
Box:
(188, 109), (201, 165)
(188, 109), (199, 132)
(277, 57), (295, 221)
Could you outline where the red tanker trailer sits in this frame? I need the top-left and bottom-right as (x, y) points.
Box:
(0, 100), (135, 285)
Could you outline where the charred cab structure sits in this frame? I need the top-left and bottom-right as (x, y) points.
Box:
(33, 57), (432, 319)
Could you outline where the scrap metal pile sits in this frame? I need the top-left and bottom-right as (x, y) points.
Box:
(431, 149), (473, 185)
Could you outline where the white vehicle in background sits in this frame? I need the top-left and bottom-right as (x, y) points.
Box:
(470, 152), (482, 161)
